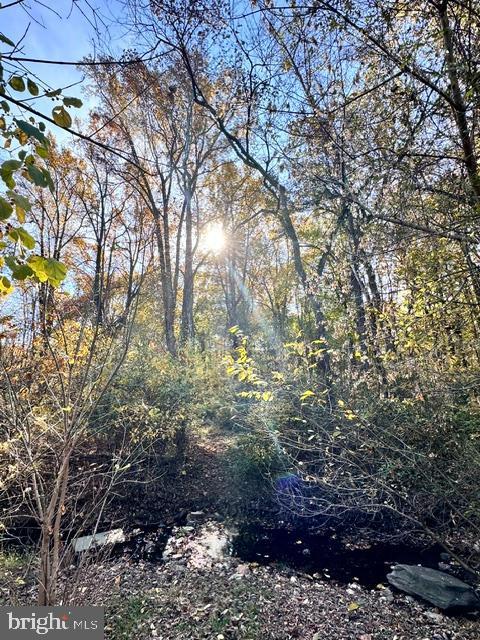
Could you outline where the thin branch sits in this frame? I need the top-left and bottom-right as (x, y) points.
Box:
(2, 93), (147, 171)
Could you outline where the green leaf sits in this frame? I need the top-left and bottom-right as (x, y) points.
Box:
(35, 145), (49, 159)
(0, 275), (14, 296)
(10, 263), (34, 281)
(8, 193), (31, 213)
(27, 79), (39, 96)
(0, 33), (15, 47)
(63, 96), (83, 108)
(45, 89), (61, 98)
(16, 207), (25, 224)
(16, 227), (36, 250)
(0, 196), (13, 220)
(26, 163), (47, 187)
(1, 160), (21, 189)
(15, 119), (48, 145)
(43, 168), (54, 191)
(1, 160), (22, 173)
(4, 256), (16, 271)
(44, 258), (67, 285)
(0, 171), (15, 189)
(28, 256), (67, 287)
(27, 256), (49, 282)
(8, 76), (26, 92)
(7, 229), (19, 245)
(52, 105), (72, 128)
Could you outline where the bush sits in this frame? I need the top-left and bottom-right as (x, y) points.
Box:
(225, 335), (480, 560)
(227, 414), (290, 512)
(93, 346), (192, 462)
(233, 432), (286, 482)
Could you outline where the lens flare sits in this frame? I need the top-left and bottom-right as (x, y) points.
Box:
(202, 223), (226, 255)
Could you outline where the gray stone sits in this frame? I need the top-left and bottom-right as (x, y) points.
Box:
(73, 528), (125, 553)
(423, 611), (444, 624)
(234, 563), (251, 577)
(379, 587), (394, 605)
(387, 564), (480, 611)
(186, 511), (205, 525)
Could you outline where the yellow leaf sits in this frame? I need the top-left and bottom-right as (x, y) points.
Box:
(300, 389), (315, 401)
(16, 206), (25, 224)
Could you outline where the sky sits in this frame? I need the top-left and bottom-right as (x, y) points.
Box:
(3, 0), (132, 141)
(0, 0), (135, 314)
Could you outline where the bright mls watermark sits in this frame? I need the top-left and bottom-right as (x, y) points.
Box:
(0, 607), (104, 639)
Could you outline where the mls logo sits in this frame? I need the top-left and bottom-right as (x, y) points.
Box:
(1, 607), (104, 638)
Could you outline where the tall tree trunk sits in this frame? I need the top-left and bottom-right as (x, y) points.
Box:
(38, 283), (54, 340)
(277, 187), (331, 381)
(439, 1), (480, 203)
(153, 215), (177, 357)
(180, 194), (195, 344)
(93, 238), (104, 325)
(126, 134), (178, 356)
(344, 197), (368, 364)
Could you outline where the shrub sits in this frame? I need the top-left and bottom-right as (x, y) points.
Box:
(225, 334), (480, 565)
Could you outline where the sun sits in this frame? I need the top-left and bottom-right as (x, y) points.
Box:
(202, 223), (226, 256)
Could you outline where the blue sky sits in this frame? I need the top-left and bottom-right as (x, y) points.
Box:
(1, 1), (135, 313)
(3, 0), (131, 140)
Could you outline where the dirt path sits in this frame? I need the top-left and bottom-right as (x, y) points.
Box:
(104, 425), (239, 528)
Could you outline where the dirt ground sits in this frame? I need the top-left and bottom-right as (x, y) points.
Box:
(1, 427), (479, 639)
(76, 551), (480, 640)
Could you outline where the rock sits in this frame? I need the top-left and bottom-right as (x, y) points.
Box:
(234, 563), (251, 577)
(424, 611), (444, 624)
(387, 564), (480, 611)
(378, 587), (394, 605)
(186, 511), (205, 525)
(163, 521), (235, 569)
(73, 528), (125, 553)
(143, 541), (157, 555)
